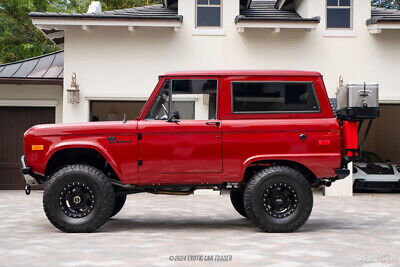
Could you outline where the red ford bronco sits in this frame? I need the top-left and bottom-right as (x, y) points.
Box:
(22, 70), (361, 233)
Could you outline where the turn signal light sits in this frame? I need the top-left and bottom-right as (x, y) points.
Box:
(32, 145), (44, 151)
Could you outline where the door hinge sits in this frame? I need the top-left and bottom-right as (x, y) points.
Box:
(138, 133), (142, 140)
(138, 160), (142, 166)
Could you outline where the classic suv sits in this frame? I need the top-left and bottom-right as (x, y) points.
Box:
(22, 70), (357, 233)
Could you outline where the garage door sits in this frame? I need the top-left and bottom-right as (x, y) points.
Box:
(361, 104), (400, 163)
(0, 107), (55, 189)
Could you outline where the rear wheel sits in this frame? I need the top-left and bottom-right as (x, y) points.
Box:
(230, 191), (248, 218)
(111, 194), (127, 218)
(244, 166), (313, 232)
(43, 164), (115, 233)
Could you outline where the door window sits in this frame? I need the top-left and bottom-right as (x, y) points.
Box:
(145, 79), (218, 120)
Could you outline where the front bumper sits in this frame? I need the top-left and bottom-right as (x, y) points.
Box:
(20, 156), (39, 186)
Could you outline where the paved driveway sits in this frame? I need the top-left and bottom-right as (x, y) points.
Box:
(1, 190), (400, 266)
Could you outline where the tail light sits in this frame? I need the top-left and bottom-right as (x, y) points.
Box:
(342, 121), (360, 161)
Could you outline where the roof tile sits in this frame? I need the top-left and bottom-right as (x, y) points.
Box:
(236, 0), (320, 23)
(368, 7), (400, 24)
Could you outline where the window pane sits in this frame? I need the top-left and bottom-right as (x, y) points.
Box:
(327, 8), (351, 28)
(232, 82), (319, 113)
(91, 101), (146, 121)
(327, 0), (338, 6)
(145, 80), (170, 120)
(339, 0), (350, 6)
(197, 0), (208, 5)
(171, 101), (195, 120)
(171, 79), (217, 120)
(210, 0), (221, 5)
(197, 7), (221, 27)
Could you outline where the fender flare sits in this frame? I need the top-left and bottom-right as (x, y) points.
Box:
(45, 142), (122, 179)
(240, 154), (317, 179)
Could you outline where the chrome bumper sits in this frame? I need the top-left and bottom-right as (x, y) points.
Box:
(21, 156), (39, 186)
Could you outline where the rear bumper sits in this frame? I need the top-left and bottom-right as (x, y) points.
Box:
(20, 156), (39, 186)
(334, 168), (351, 180)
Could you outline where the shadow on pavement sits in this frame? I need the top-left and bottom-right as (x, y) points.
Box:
(101, 217), (256, 232)
(99, 216), (360, 233)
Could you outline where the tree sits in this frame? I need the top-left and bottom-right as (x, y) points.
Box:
(372, 0), (400, 9)
(0, 0), (57, 63)
(0, 0), (161, 64)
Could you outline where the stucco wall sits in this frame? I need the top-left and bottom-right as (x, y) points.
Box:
(62, 0), (400, 122)
(0, 84), (63, 123)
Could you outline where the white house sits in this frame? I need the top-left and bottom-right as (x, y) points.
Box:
(1, 0), (400, 193)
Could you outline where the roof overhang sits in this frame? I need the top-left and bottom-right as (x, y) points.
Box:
(30, 14), (183, 47)
(235, 17), (320, 33)
(31, 16), (183, 31)
(367, 20), (400, 34)
(0, 78), (63, 85)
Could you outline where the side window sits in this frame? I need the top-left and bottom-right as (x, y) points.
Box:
(196, 0), (222, 28)
(231, 82), (319, 113)
(326, 0), (352, 29)
(145, 79), (217, 120)
(171, 79), (217, 120)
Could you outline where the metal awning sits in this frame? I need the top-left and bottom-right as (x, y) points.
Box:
(0, 50), (63, 85)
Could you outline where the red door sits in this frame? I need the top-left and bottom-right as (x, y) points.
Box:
(138, 120), (222, 174)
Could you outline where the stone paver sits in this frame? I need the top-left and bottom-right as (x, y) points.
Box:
(0, 190), (400, 266)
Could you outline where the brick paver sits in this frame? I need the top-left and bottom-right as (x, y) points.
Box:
(0, 190), (399, 266)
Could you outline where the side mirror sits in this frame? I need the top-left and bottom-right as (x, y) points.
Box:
(167, 110), (180, 122)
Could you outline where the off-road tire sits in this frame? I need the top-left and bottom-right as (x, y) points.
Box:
(244, 166), (313, 233)
(111, 194), (127, 218)
(230, 191), (248, 218)
(43, 164), (115, 233)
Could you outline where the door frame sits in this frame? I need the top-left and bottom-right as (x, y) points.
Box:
(0, 99), (58, 107)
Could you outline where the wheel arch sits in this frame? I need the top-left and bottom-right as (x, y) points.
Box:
(241, 159), (317, 185)
(44, 146), (122, 183)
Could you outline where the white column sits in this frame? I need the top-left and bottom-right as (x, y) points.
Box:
(324, 162), (353, 197)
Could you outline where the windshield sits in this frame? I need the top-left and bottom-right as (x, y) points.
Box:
(144, 80), (170, 120)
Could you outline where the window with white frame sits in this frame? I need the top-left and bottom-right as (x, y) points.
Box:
(326, 0), (352, 29)
(196, 0), (222, 28)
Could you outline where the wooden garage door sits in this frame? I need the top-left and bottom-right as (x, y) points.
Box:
(0, 107), (55, 189)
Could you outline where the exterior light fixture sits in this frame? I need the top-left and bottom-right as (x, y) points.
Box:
(67, 72), (80, 104)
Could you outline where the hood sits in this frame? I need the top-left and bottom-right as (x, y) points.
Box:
(25, 121), (138, 137)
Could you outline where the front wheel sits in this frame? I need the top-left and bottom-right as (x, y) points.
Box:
(111, 194), (127, 218)
(43, 164), (115, 233)
(244, 166), (313, 233)
(230, 191), (248, 218)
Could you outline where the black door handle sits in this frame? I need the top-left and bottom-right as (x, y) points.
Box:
(300, 133), (307, 140)
(206, 121), (220, 127)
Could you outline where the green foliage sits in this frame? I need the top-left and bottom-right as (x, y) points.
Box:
(0, 0), (162, 64)
(372, 0), (400, 9)
(0, 0), (57, 63)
